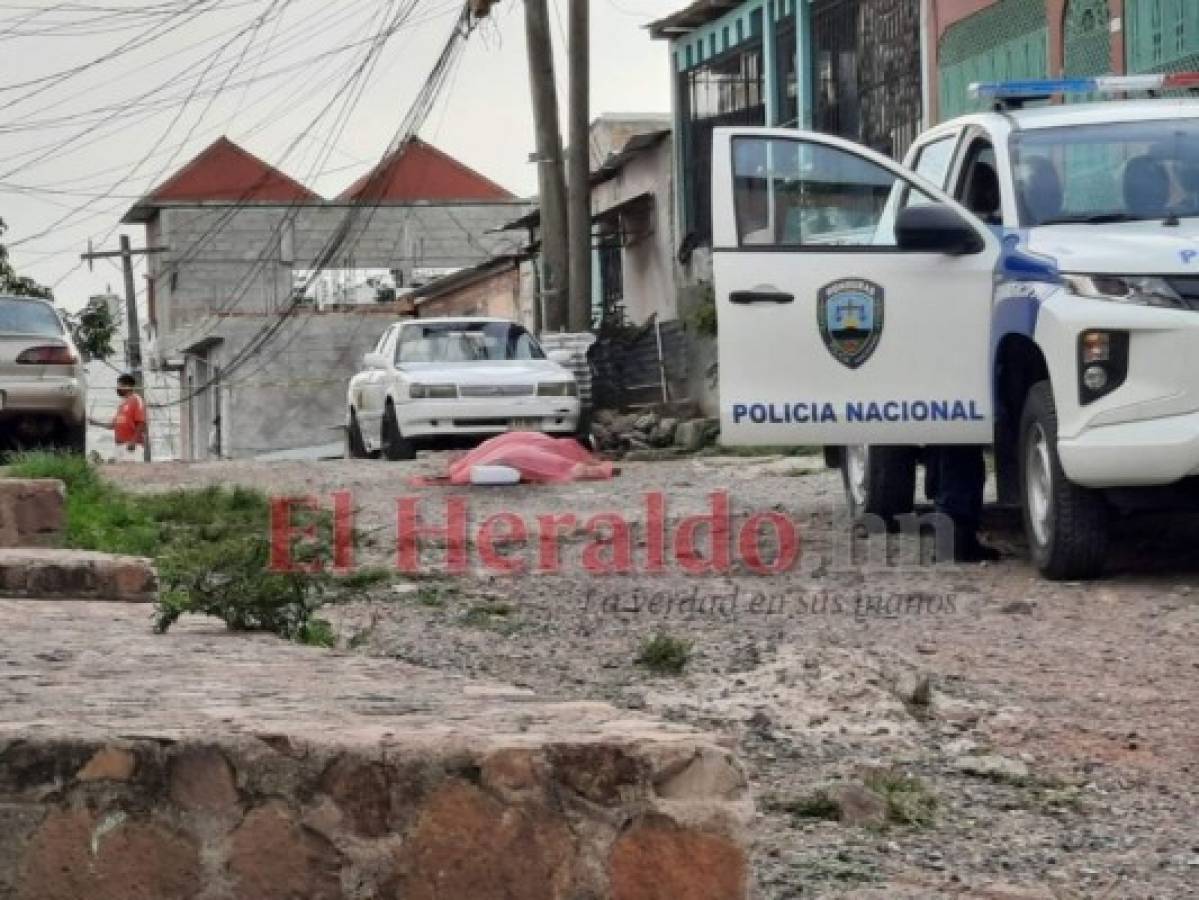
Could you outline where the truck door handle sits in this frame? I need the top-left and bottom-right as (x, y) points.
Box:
(729, 290), (794, 305)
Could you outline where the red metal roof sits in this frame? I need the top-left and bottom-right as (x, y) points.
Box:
(337, 138), (514, 202)
(141, 137), (320, 205)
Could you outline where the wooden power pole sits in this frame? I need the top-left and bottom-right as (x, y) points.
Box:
(566, 0), (591, 332)
(523, 0), (569, 332)
(81, 236), (167, 461)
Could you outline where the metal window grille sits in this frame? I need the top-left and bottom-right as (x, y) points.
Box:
(810, 0), (922, 159)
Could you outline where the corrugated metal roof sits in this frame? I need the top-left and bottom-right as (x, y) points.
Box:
(337, 138), (515, 203)
(123, 137), (320, 222)
(648, 0), (742, 39)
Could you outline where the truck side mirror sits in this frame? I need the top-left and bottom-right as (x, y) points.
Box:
(362, 351), (388, 370)
(895, 203), (985, 256)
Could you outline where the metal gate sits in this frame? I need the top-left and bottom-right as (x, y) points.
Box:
(810, 0), (922, 159)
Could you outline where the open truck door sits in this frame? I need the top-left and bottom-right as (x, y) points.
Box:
(712, 129), (1001, 448)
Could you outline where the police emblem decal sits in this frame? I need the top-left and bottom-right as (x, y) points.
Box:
(817, 278), (885, 369)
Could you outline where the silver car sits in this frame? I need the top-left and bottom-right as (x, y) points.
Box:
(0, 296), (87, 454)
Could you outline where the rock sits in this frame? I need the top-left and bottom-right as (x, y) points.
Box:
(319, 756), (390, 837)
(16, 808), (202, 900)
(76, 748), (137, 783)
(650, 418), (679, 447)
(228, 801), (342, 900)
(654, 748), (747, 801)
(953, 754), (1029, 781)
(674, 419), (709, 452)
(0, 549), (157, 602)
(389, 780), (575, 900)
(0, 479), (65, 549)
(826, 783), (888, 828)
(169, 749), (240, 815)
(633, 413), (659, 434)
(609, 815), (747, 900)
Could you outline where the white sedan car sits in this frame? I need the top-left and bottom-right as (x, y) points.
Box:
(346, 317), (581, 460)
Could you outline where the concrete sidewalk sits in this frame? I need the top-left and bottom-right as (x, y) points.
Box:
(0, 600), (751, 900)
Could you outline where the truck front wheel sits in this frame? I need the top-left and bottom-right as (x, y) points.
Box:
(841, 445), (917, 523)
(1019, 382), (1108, 579)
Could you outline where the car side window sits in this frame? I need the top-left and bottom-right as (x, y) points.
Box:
(955, 140), (1002, 226)
(732, 136), (934, 248)
(901, 135), (957, 210)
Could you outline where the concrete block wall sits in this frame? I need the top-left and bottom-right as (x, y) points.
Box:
(178, 310), (406, 459)
(151, 202), (530, 356)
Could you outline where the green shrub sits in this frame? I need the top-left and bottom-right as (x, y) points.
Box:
(635, 633), (693, 675)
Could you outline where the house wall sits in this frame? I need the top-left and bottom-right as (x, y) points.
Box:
(148, 201), (528, 358)
(175, 309), (402, 459)
(591, 139), (679, 327)
(414, 265), (522, 320)
(928, 0), (1199, 122)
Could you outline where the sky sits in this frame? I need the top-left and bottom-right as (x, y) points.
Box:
(0, 0), (686, 310)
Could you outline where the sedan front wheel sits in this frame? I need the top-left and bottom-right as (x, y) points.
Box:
(381, 404), (416, 461)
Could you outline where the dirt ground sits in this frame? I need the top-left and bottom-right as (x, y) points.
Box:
(108, 454), (1199, 899)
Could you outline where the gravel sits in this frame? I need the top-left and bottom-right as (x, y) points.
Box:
(109, 454), (1199, 899)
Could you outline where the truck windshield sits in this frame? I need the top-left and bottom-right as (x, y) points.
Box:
(0, 297), (64, 336)
(1012, 119), (1199, 226)
(396, 322), (546, 364)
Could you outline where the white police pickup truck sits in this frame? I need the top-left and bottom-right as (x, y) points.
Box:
(712, 76), (1199, 579)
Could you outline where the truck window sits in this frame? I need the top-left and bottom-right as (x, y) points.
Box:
(899, 135), (957, 211)
(955, 140), (1001, 226)
(732, 136), (932, 248)
(911, 136), (957, 189)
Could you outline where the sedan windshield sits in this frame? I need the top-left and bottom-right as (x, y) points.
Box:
(1012, 118), (1199, 226)
(396, 322), (545, 364)
(0, 297), (64, 336)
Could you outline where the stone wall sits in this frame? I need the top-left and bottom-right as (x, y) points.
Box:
(0, 599), (754, 900)
(0, 736), (749, 900)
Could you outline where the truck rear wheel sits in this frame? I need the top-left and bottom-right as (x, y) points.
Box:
(1019, 381), (1108, 579)
(841, 445), (917, 523)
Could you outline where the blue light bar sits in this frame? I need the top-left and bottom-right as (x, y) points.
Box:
(969, 73), (1199, 99)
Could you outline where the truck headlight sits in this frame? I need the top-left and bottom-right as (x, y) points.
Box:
(1063, 274), (1186, 309)
(410, 383), (458, 399)
(537, 381), (578, 397)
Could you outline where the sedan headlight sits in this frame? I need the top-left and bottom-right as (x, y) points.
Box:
(537, 381), (578, 397)
(1062, 274), (1187, 309)
(409, 383), (458, 399)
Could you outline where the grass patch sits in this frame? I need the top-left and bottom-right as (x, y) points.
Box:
(461, 600), (517, 633)
(862, 768), (937, 827)
(6, 452), (375, 646)
(635, 633), (693, 675)
(414, 583), (458, 608)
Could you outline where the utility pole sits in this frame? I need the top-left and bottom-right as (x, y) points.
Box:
(81, 236), (167, 462)
(523, 0), (569, 332)
(566, 0), (591, 332)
